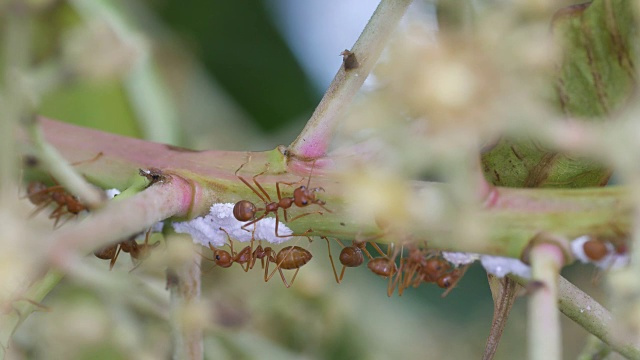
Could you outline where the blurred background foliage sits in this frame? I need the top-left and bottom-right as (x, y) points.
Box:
(2, 0), (619, 359)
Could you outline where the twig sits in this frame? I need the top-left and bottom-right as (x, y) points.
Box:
(167, 234), (203, 360)
(483, 275), (520, 360)
(47, 174), (195, 273)
(1, 1), (31, 200)
(0, 270), (63, 359)
(288, 0), (413, 158)
(527, 242), (565, 360)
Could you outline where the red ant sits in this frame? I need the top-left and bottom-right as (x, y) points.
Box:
(367, 243), (400, 297)
(207, 228), (258, 272)
(232, 159), (330, 237)
(387, 243), (466, 297)
(94, 229), (159, 270)
(26, 181), (87, 227)
(323, 236), (387, 283)
(207, 228), (313, 288)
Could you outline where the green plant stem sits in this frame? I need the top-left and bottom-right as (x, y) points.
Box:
(288, 0), (413, 159)
(511, 274), (640, 359)
(27, 121), (106, 208)
(0, 270), (63, 358)
(27, 118), (635, 258)
(1, 1), (30, 200)
(167, 234), (203, 360)
(528, 243), (565, 360)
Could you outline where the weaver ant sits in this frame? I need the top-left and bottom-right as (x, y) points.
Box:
(207, 228), (313, 288)
(232, 159), (330, 237)
(367, 243), (401, 297)
(323, 236), (386, 284)
(26, 181), (87, 228)
(94, 229), (159, 271)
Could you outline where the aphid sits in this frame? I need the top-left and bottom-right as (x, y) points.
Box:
(139, 168), (169, 187)
(340, 49), (359, 70)
(233, 159), (330, 237)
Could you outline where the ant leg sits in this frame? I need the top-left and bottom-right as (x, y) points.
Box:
(240, 212), (268, 232)
(323, 237), (341, 284)
(235, 158), (270, 203)
(252, 168), (274, 203)
(275, 180), (304, 222)
(369, 242), (387, 258)
(70, 152), (104, 166)
(109, 244), (123, 270)
(440, 265), (470, 298)
(287, 211), (324, 223)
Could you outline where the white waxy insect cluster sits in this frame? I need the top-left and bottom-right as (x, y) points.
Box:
(570, 235), (630, 270)
(442, 251), (532, 279)
(172, 203), (294, 247)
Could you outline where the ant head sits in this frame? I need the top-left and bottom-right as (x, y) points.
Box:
(293, 186), (315, 207)
(214, 250), (233, 268)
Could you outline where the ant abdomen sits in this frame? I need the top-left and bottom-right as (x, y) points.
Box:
(233, 200), (257, 222)
(276, 246), (313, 270)
(339, 247), (364, 267)
(368, 258), (397, 278)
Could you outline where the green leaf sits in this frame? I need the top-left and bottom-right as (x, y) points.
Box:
(482, 0), (636, 188)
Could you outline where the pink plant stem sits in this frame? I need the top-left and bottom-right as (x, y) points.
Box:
(528, 243), (566, 360)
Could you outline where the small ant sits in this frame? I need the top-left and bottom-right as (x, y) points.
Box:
(264, 245), (313, 288)
(207, 228), (313, 288)
(367, 243), (400, 297)
(233, 158), (330, 237)
(94, 229), (159, 271)
(208, 228), (257, 272)
(26, 181), (87, 227)
(323, 237), (386, 284)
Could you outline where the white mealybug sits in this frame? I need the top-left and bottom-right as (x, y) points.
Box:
(172, 203), (295, 247)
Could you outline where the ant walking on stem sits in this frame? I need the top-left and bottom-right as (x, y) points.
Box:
(207, 228), (313, 288)
(323, 236), (388, 284)
(94, 229), (159, 271)
(26, 181), (87, 228)
(232, 158), (331, 237)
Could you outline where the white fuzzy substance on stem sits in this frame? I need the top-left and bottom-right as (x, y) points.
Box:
(480, 255), (531, 278)
(443, 251), (532, 278)
(172, 203), (294, 247)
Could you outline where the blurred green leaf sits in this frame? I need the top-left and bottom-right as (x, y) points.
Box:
(151, 0), (319, 133)
(482, 0), (636, 188)
(39, 79), (141, 138)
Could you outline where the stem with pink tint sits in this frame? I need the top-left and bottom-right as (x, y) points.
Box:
(288, 0), (413, 159)
(527, 242), (566, 360)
